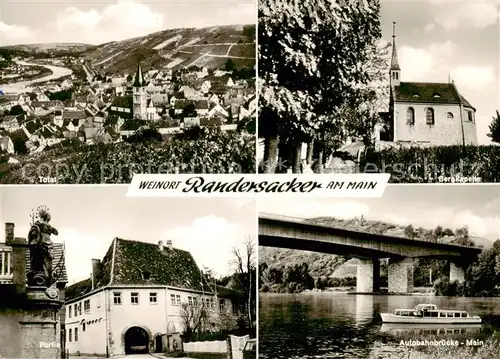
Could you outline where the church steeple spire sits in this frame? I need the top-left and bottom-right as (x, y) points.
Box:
(390, 21), (401, 86)
(133, 63), (145, 88)
(390, 22), (400, 71)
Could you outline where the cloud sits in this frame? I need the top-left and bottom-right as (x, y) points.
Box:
(3, 0), (255, 46)
(452, 65), (494, 92)
(0, 224), (103, 284)
(423, 23), (435, 34)
(47, 0), (165, 44)
(0, 21), (37, 44)
(58, 228), (111, 284)
(398, 41), (459, 83)
(181, 2), (255, 28)
(161, 215), (244, 277)
(432, 1), (499, 31)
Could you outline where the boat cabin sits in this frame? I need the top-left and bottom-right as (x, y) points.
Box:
(392, 304), (470, 318)
(415, 304), (437, 311)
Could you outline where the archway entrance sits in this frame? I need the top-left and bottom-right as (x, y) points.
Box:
(124, 326), (149, 354)
(155, 335), (163, 353)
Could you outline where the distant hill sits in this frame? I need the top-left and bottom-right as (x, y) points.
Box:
(1, 24), (256, 75)
(259, 216), (494, 278)
(1, 43), (93, 53)
(83, 24), (255, 75)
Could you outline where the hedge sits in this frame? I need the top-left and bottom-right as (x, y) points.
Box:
(0, 130), (256, 184)
(361, 145), (500, 183)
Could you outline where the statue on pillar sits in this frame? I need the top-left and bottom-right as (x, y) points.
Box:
(27, 206), (58, 287)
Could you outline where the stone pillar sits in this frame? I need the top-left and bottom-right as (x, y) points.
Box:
(388, 258), (414, 294)
(356, 258), (380, 293)
(5, 222), (15, 245)
(19, 287), (63, 359)
(10, 237), (27, 286)
(449, 261), (465, 284)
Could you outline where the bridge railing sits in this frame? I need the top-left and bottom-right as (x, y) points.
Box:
(258, 213), (480, 250)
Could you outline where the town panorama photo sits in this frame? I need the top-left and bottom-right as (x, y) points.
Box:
(0, 0), (257, 183)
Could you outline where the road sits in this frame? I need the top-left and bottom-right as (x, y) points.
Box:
(186, 52), (255, 67)
(1, 61), (72, 94)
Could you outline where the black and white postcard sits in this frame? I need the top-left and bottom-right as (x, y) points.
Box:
(258, 184), (500, 359)
(0, 186), (257, 358)
(0, 0), (257, 183)
(258, 0), (499, 183)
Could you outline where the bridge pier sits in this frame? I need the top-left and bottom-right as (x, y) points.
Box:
(388, 258), (414, 294)
(449, 261), (465, 284)
(356, 258), (380, 293)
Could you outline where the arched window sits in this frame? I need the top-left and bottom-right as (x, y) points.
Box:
(406, 107), (415, 126)
(426, 108), (435, 125)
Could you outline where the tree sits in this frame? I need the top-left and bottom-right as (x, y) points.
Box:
(183, 103), (197, 118)
(434, 226), (443, 238)
(258, 0), (384, 173)
(224, 59), (235, 72)
(126, 128), (162, 143)
(230, 236), (256, 329)
(464, 240), (500, 296)
(487, 110), (500, 143)
(9, 105), (25, 116)
(179, 302), (209, 339)
(443, 228), (454, 236)
(404, 224), (416, 239)
(237, 117), (256, 135)
(49, 90), (73, 101)
(11, 130), (28, 155)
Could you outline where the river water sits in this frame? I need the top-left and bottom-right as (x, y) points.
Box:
(1, 61), (72, 94)
(259, 293), (500, 358)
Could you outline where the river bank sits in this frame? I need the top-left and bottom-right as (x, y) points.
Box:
(0, 64), (53, 85)
(1, 60), (72, 94)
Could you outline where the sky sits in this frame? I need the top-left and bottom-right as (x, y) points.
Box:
(380, 0), (500, 145)
(0, 0), (256, 45)
(0, 186), (256, 284)
(259, 185), (500, 242)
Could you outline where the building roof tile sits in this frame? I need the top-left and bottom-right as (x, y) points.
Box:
(65, 238), (224, 301)
(394, 82), (474, 110)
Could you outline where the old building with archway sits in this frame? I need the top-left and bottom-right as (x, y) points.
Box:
(64, 238), (244, 357)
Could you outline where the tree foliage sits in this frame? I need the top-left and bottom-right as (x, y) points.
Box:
(259, 262), (314, 293)
(180, 302), (209, 338)
(258, 0), (386, 166)
(9, 105), (25, 116)
(487, 110), (500, 144)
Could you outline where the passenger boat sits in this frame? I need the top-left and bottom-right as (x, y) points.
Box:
(380, 323), (482, 334)
(380, 304), (482, 324)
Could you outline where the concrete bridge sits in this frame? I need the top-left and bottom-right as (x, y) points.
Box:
(259, 214), (483, 294)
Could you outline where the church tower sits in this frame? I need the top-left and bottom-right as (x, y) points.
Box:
(390, 22), (401, 87)
(132, 63), (147, 120)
